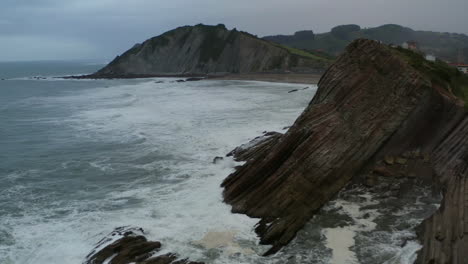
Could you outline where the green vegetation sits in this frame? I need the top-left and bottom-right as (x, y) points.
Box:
(394, 47), (468, 104)
(197, 24), (233, 63)
(279, 45), (331, 62)
(264, 24), (468, 63)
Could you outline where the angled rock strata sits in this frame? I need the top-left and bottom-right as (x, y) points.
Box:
(85, 227), (203, 264)
(221, 38), (468, 263)
(87, 24), (330, 78)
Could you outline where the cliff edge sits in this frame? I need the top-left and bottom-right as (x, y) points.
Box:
(222, 38), (468, 262)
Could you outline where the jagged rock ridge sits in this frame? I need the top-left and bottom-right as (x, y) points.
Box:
(93, 24), (330, 77)
(221, 39), (468, 263)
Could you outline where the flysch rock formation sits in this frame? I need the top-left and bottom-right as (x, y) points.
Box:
(85, 227), (204, 264)
(221, 38), (468, 263)
(85, 24), (330, 78)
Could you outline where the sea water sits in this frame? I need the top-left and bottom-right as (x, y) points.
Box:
(0, 61), (439, 264)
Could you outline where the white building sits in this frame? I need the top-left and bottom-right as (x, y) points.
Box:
(425, 54), (436, 62)
(451, 64), (468, 74)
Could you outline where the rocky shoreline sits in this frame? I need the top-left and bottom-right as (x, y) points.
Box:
(84, 39), (468, 263)
(221, 39), (468, 263)
(85, 227), (204, 264)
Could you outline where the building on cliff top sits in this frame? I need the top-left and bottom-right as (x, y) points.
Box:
(402, 41), (419, 51)
(425, 54), (436, 62)
(450, 63), (468, 74)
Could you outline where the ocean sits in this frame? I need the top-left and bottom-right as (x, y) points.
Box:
(0, 61), (439, 264)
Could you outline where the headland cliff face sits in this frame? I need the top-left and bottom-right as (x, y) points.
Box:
(222, 39), (468, 263)
(92, 24), (329, 78)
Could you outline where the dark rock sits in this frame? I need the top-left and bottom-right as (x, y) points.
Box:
(85, 235), (161, 264)
(384, 156), (395, 165)
(395, 157), (408, 165)
(141, 253), (177, 264)
(221, 39), (468, 257)
(364, 174), (378, 187)
(185, 77), (204, 82)
(85, 227), (203, 264)
(176, 79), (186, 83)
(373, 166), (397, 178)
(226, 132), (282, 162)
(287, 89), (298, 93)
(213, 156), (224, 164)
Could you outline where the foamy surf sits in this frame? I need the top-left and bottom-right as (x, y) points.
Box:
(1, 75), (441, 264)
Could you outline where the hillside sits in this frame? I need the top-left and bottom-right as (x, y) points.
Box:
(91, 24), (332, 78)
(264, 24), (468, 63)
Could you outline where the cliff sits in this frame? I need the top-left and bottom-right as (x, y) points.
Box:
(91, 24), (331, 78)
(221, 38), (468, 262)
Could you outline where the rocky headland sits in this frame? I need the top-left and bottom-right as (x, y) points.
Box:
(222, 39), (468, 263)
(77, 24), (331, 79)
(84, 38), (468, 263)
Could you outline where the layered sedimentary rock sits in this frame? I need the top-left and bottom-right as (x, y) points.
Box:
(90, 24), (330, 78)
(221, 38), (468, 261)
(85, 227), (203, 264)
(416, 118), (468, 264)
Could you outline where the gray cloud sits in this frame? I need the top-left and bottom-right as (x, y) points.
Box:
(1, 0), (467, 61)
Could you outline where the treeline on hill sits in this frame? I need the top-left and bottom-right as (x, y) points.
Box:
(264, 24), (468, 64)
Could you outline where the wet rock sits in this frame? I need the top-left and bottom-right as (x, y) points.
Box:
(373, 166), (396, 178)
(85, 227), (203, 264)
(141, 253), (177, 264)
(364, 174), (378, 187)
(288, 89), (298, 93)
(384, 156), (395, 165)
(422, 153), (431, 163)
(395, 157), (408, 165)
(226, 132), (282, 162)
(176, 79), (186, 83)
(86, 236), (161, 264)
(185, 77), (204, 82)
(411, 149), (421, 158)
(213, 156), (224, 164)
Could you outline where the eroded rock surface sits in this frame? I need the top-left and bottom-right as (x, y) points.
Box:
(221, 38), (468, 260)
(85, 227), (203, 264)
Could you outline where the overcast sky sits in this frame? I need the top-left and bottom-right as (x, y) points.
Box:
(1, 0), (467, 62)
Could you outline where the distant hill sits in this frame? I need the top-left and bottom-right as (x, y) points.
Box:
(263, 24), (468, 63)
(93, 24), (332, 78)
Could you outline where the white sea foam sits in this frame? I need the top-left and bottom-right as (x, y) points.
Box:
(1, 79), (316, 264)
(323, 192), (381, 264)
(1, 78), (438, 264)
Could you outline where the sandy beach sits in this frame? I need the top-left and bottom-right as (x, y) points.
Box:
(208, 73), (322, 84)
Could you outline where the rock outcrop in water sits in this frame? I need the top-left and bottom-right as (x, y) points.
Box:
(222, 38), (468, 262)
(87, 24), (330, 78)
(85, 227), (204, 264)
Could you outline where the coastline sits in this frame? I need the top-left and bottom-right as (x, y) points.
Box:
(207, 73), (322, 85)
(63, 73), (323, 85)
